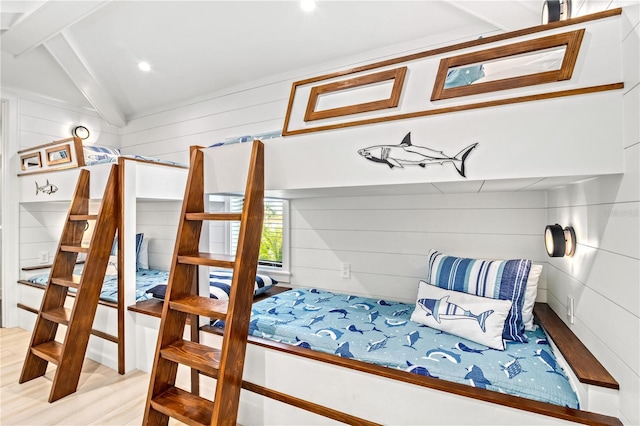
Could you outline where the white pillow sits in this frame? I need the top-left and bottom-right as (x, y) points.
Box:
(522, 264), (543, 331)
(411, 281), (512, 350)
(137, 238), (149, 270)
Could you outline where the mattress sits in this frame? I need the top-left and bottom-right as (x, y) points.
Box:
(215, 287), (579, 409)
(26, 266), (169, 303)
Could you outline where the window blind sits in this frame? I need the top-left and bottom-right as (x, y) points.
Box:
(230, 197), (283, 267)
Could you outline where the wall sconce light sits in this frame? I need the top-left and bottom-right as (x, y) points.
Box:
(542, 0), (571, 24)
(545, 224), (576, 257)
(72, 125), (90, 140)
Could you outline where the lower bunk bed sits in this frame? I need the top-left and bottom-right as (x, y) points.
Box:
(199, 287), (622, 425)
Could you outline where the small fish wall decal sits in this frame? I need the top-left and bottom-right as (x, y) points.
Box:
(357, 132), (478, 177)
(35, 179), (58, 195)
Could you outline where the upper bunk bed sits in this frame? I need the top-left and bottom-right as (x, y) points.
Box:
(203, 9), (625, 199)
(188, 8), (627, 426)
(16, 136), (189, 374)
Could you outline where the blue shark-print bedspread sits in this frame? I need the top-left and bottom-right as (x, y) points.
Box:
(227, 288), (579, 408)
(26, 266), (168, 303)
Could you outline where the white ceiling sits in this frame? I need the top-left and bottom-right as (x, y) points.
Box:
(1, 1), (550, 126)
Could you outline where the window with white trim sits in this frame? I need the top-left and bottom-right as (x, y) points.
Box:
(229, 197), (285, 268)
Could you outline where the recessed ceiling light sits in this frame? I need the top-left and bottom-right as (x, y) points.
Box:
(300, 0), (316, 12)
(138, 61), (151, 72)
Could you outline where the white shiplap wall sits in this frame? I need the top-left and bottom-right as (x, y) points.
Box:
(546, 6), (639, 425)
(290, 192), (547, 303)
(1, 93), (121, 328)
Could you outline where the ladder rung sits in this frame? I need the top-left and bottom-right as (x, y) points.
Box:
(185, 212), (242, 221)
(178, 253), (235, 268)
(160, 339), (221, 378)
(169, 296), (227, 320)
(69, 214), (98, 221)
(60, 245), (89, 254)
(150, 387), (213, 426)
(31, 341), (62, 365)
(51, 275), (81, 289)
(41, 307), (71, 325)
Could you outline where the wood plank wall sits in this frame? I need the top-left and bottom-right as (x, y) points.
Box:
(545, 7), (639, 425)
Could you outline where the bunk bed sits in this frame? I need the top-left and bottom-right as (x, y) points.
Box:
(185, 8), (626, 426)
(16, 139), (189, 374)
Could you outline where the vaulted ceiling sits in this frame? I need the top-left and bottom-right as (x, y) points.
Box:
(2, 1), (562, 127)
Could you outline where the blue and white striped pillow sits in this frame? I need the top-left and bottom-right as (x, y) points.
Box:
(425, 250), (531, 343)
(83, 145), (121, 164)
(209, 270), (277, 301)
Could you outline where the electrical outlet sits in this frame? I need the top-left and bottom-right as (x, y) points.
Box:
(340, 262), (351, 279)
(38, 251), (49, 264)
(567, 296), (575, 324)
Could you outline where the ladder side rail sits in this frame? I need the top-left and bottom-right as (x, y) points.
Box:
(211, 141), (264, 424)
(19, 169), (90, 383)
(143, 147), (205, 425)
(49, 164), (120, 401)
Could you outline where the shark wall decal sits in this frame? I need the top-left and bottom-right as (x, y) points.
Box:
(357, 132), (478, 177)
(35, 179), (58, 195)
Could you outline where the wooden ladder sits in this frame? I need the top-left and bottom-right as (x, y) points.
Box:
(19, 165), (119, 402)
(143, 141), (264, 426)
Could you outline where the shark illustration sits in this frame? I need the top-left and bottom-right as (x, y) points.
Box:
(454, 342), (489, 355)
(403, 330), (421, 350)
(335, 342), (354, 358)
(417, 296), (494, 333)
(391, 307), (412, 317)
(406, 361), (439, 379)
(315, 327), (344, 340)
(347, 324), (365, 334)
(293, 337), (312, 350)
(351, 302), (375, 311)
(301, 314), (325, 329)
(422, 348), (461, 364)
(384, 318), (408, 327)
(35, 179), (58, 195)
(502, 355), (527, 379)
(358, 132), (478, 177)
(366, 334), (395, 352)
(465, 365), (492, 389)
(328, 308), (349, 319)
(534, 349), (566, 377)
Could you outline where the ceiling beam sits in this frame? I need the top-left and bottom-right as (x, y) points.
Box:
(0, 0), (110, 57)
(447, 1), (542, 32)
(44, 33), (126, 128)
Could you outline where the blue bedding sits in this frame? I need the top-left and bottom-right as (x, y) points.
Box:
(216, 288), (579, 408)
(26, 266), (169, 303)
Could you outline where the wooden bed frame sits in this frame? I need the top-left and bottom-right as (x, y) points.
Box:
(184, 299), (618, 425)
(95, 281), (621, 425)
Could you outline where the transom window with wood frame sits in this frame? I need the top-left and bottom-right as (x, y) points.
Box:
(230, 196), (286, 268)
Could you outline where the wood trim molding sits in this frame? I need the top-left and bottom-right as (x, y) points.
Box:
(17, 137), (76, 154)
(431, 29), (585, 101)
(201, 324), (621, 426)
(304, 67), (407, 122)
(201, 300), (622, 425)
(282, 8), (622, 136)
(284, 82), (623, 136)
(534, 303), (619, 389)
(45, 143), (73, 166)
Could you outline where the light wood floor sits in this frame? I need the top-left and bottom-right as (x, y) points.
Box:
(0, 327), (183, 425)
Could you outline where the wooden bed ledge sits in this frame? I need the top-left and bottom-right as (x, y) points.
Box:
(201, 324), (622, 426)
(533, 302), (619, 390)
